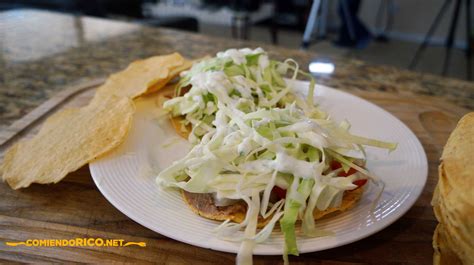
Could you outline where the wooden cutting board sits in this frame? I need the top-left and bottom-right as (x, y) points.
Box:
(0, 81), (470, 264)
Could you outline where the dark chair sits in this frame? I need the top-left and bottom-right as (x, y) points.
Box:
(271, 0), (310, 45)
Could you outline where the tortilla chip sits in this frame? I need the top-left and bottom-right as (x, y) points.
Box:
(93, 53), (188, 102)
(441, 112), (474, 205)
(1, 52), (194, 189)
(146, 59), (194, 95)
(433, 224), (463, 265)
(433, 112), (474, 264)
(2, 95), (134, 189)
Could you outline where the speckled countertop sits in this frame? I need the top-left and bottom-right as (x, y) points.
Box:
(1, 9), (473, 130)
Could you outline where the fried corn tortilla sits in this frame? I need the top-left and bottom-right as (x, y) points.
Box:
(432, 112), (474, 265)
(146, 60), (194, 95)
(182, 188), (364, 228)
(93, 53), (187, 101)
(167, 106), (365, 226)
(2, 95), (134, 189)
(170, 116), (191, 139)
(2, 53), (192, 189)
(433, 224), (463, 265)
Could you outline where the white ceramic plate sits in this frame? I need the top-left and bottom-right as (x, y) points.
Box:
(90, 80), (428, 255)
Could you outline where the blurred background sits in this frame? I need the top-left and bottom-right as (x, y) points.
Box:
(1, 0), (473, 80)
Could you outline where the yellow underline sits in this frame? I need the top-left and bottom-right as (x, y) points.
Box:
(123, 242), (146, 247)
(6, 242), (26, 246)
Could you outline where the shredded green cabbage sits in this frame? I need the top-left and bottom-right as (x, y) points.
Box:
(156, 48), (397, 265)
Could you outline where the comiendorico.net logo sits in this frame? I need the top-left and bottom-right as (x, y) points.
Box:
(5, 238), (146, 247)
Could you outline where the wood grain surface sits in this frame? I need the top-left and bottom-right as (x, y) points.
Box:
(0, 82), (470, 264)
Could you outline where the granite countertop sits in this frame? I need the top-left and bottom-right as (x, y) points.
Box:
(1, 9), (473, 130)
